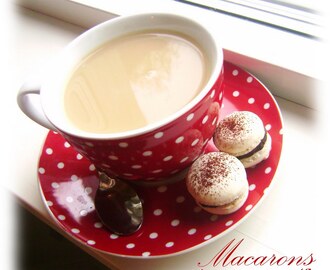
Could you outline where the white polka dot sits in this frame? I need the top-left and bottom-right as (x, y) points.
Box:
(132, 164), (142, 169)
(108, 155), (119, 160)
(89, 164), (96, 171)
(202, 115), (209, 124)
(157, 185), (167, 192)
(64, 142), (71, 148)
(126, 243), (135, 249)
(233, 90), (240, 97)
(180, 157), (189, 163)
(94, 222), (103, 228)
(249, 184), (256, 191)
(142, 252), (151, 257)
(265, 124), (272, 131)
(264, 103), (270, 109)
(248, 97), (255, 104)
(123, 173), (133, 177)
(186, 113), (194, 121)
(152, 169), (162, 174)
(188, 228), (197, 235)
(210, 215), (218, 222)
(58, 215), (66, 220)
(71, 228), (80, 234)
(166, 242), (174, 247)
(263, 187), (269, 194)
(142, 151), (152, 157)
(212, 117), (218, 126)
(210, 89), (215, 98)
(84, 188), (93, 196)
(265, 167), (272, 174)
(87, 240), (96, 245)
(110, 234), (119, 239)
(163, 156), (173, 162)
(175, 136), (184, 144)
(219, 91), (223, 100)
(76, 154), (83, 160)
(204, 234), (212, 240)
(66, 196), (74, 203)
(45, 148), (53, 155)
(191, 138), (199, 147)
(80, 209), (88, 216)
(153, 209), (163, 216)
(149, 232), (158, 239)
(57, 162), (65, 169)
(171, 219), (180, 226)
(38, 167), (45, 174)
(46, 201), (53, 207)
(154, 132), (164, 139)
(279, 129), (284, 135)
(232, 69), (239, 76)
(225, 220), (234, 226)
(245, 204), (253, 211)
(247, 76), (253, 83)
(119, 142), (128, 148)
(51, 182), (59, 189)
(176, 196), (185, 203)
(71, 175), (78, 181)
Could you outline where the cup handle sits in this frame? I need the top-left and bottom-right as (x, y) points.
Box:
(17, 78), (56, 131)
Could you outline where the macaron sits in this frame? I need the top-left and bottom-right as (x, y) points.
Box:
(186, 151), (249, 215)
(213, 111), (271, 168)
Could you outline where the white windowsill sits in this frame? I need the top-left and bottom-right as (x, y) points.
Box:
(15, 0), (328, 109)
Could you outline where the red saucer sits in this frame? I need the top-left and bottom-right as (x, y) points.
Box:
(37, 61), (283, 257)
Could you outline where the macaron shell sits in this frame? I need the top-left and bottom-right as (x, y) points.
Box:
(240, 132), (272, 168)
(186, 152), (248, 206)
(213, 111), (265, 155)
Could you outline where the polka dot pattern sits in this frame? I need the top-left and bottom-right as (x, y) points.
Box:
(166, 241), (174, 247)
(71, 228), (80, 234)
(154, 132), (164, 139)
(37, 62), (283, 258)
(57, 162), (64, 169)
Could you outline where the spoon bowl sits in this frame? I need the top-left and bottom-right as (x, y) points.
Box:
(95, 172), (143, 235)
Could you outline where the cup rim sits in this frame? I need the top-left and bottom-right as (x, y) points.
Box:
(42, 12), (224, 140)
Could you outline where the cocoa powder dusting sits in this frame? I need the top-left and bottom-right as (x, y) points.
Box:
(194, 153), (231, 189)
(214, 111), (260, 147)
(222, 118), (244, 134)
(199, 156), (220, 188)
(229, 114), (248, 137)
(187, 151), (246, 203)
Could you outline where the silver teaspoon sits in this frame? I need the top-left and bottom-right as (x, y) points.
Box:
(94, 171), (143, 235)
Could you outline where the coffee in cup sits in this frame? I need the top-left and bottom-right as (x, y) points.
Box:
(64, 30), (211, 134)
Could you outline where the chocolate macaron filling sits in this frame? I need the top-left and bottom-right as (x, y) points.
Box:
(236, 129), (267, 160)
(198, 192), (246, 209)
